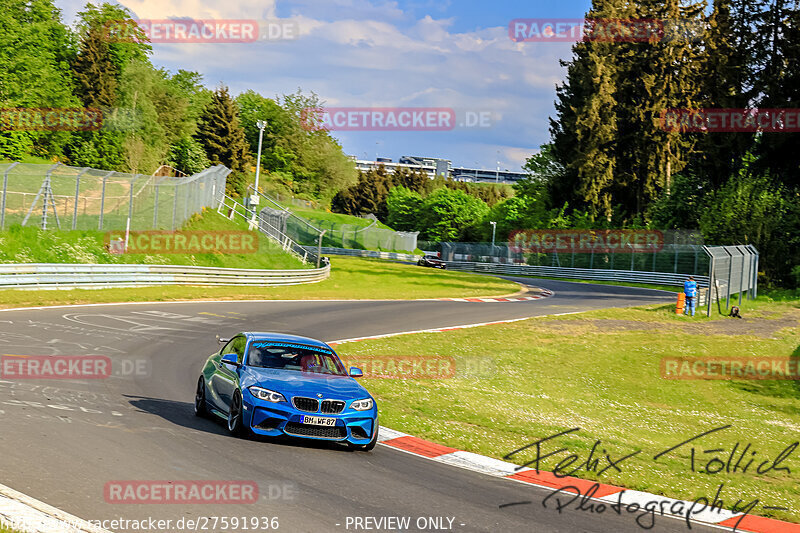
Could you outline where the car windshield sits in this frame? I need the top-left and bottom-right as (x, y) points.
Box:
(247, 343), (348, 376)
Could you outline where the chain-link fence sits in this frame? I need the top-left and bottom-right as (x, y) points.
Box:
(216, 192), (319, 266)
(249, 187), (418, 251)
(0, 162), (229, 231)
(420, 232), (710, 278)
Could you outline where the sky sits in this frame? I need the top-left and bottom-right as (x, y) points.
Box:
(55, 0), (594, 171)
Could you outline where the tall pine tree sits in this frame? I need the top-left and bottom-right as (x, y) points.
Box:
(550, 0), (622, 220)
(196, 85), (251, 196)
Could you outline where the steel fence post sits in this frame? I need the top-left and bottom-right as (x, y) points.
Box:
(673, 245), (678, 273)
(183, 179), (190, 222)
(724, 247), (733, 311)
(1, 162), (20, 229)
(750, 245), (759, 299)
(153, 177), (161, 228)
(72, 167), (89, 230)
(172, 182), (179, 230)
(128, 174), (142, 229)
(98, 171), (114, 230)
(704, 246), (713, 317)
(738, 246), (746, 305)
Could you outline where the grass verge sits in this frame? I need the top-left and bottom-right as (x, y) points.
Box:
(0, 256), (521, 308)
(0, 209), (307, 270)
(336, 292), (800, 523)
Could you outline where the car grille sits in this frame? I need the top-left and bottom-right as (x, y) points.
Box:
(292, 397), (319, 412)
(284, 422), (346, 439)
(320, 399), (345, 414)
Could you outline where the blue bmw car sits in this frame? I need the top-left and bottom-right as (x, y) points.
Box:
(194, 332), (379, 450)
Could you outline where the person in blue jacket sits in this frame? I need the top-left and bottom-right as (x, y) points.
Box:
(684, 276), (698, 317)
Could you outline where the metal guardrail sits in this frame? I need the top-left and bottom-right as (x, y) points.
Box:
(442, 262), (707, 287)
(0, 263), (330, 290)
(309, 247), (421, 262)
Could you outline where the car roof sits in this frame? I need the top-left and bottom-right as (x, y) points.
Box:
(243, 332), (332, 349)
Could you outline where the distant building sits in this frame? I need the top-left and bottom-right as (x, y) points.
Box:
(351, 155), (529, 184)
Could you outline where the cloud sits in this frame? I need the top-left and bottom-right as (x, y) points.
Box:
(56, 0), (573, 170)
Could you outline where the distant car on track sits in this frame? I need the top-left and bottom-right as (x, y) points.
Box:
(417, 255), (446, 269)
(194, 332), (378, 450)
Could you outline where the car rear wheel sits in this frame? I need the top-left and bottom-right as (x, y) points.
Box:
(227, 391), (245, 437)
(194, 377), (207, 417)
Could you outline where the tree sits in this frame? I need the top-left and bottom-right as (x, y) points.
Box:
(0, 0), (78, 159)
(551, 0), (704, 220)
(419, 188), (489, 241)
(195, 85), (251, 196)
(550, 0), (621, 220)
(167, 137), (210, 175)
(331, 165), (393, 219)
(699, 160), (795, 283)
(751, 0), (800, 189)
(392, 167), (430, 194)
(71, 24), (117, 109)
(688, 0), (758, 189)
(386, 186), (423, 231)
(75, 3), (151, 76)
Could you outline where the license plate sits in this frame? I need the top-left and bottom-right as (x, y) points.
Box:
(301, 415), (336, 426)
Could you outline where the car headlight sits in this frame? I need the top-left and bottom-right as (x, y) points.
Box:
(351, 398), (374, 411)
(248, 386), (286, 403)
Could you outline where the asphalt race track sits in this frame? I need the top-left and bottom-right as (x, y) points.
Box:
(0, 278), (723, 533)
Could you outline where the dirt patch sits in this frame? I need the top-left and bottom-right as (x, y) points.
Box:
(539, 309), (800, 339)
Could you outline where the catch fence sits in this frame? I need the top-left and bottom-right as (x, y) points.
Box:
(0, 162), (229, 231)
(248, 187), (418, 252)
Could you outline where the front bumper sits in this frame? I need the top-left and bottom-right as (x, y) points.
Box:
(242, 399), (377, 444)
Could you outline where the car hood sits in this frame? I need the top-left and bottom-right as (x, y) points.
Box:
(242, 367), (370, 399)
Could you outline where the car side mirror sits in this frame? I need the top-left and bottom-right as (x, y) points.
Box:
(349, 367), (363, 378)
(221, 353), (240, 367)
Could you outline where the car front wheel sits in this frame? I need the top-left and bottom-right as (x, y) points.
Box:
(194, 377), (207, 417)
(227, 391), (245, 437)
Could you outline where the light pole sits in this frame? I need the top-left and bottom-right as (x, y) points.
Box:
(489, 221), (497, 259)
(251, 120), (267, 223)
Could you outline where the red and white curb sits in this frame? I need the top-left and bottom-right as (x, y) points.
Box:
(329, 322), (798, 533)
(0, 483), (110, 533)
(375, 428), (799, 533)
(434, 289), (554, 303)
